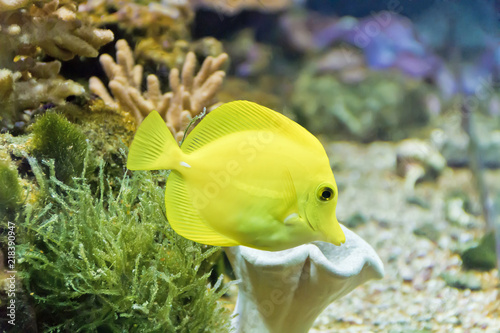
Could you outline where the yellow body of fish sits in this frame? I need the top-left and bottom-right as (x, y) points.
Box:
(127, 100), (345, 251)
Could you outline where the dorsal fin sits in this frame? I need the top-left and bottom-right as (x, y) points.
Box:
(181, 100), (324, 154)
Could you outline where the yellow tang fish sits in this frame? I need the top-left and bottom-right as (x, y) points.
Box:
(127, 100), (345, 251)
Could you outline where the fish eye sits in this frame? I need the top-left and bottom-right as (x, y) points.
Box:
(317, 186), (334, 201)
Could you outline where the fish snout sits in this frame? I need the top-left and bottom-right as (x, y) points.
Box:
(322, 219), (346, 246)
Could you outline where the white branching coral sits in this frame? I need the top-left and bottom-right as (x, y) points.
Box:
(80, 0), (193, 35)
(0, 0), (114, 129)
(0, 64), (84, 129)
(90, 39), (228, 142)
(189, 0), (292, 15)
(0, 65), (84, 108)
(28, 0), (114, 60)
(0, 0), (114, 64)
(0, 0), (30, 11)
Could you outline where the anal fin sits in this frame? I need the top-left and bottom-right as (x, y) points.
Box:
(166, 172), (240, 247)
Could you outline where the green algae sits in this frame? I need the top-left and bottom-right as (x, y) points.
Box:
(49, 101), (135, 183)
(15, 159), (231, 332)
(0, 155), (23, 252)
(292, 69), (429, 141)
(461, 232), (497, 271)
(31, 112), (91, 185)
(0, 157), (22, 219)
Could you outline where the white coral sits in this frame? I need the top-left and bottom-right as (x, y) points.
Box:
(90, 39), (228, 142)
(225, 224), (384, 333)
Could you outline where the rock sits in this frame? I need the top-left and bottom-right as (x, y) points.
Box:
(406, 195), (431, 208)
(396, 139), (447, 179)
(437, 113), (500, 169)
(461, 232), (497, 271)
(441, 271), (482, 291)
(445, 197), (480, 228)
(343, 211), (368, 228)
(413, 223), (440, 243)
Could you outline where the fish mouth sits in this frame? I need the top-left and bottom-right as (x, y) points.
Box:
(325, 220), (346, 246)
(305, 217), (345, 245)
(312, 215), (345, 246)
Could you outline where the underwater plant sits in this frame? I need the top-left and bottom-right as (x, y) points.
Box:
(30, 112), (90, 185)
(90, 39), (228, 142)
(15, 159), (231, 332)
(45, 102), (136, 182)
(292, 67), (429, 141)
(0, 153), (22, 251)
(0, 155), (22, 219)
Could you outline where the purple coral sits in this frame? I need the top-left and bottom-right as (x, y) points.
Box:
(329, 12), (441, 78)
(281, 5), (499, 97)
(280, 11), (441, 79)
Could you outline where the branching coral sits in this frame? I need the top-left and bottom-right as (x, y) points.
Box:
(0, 0), (29, 11)
(0, 0), (113, 129)
(190, 0), (292, 15)
(81, 0), (193, 38)
(80, 0), (200, 70)
(90, 39), (228, 142)
(135, 36), (225, 70)
(0, 66), (84, 129)
(0, 0), (114, 64)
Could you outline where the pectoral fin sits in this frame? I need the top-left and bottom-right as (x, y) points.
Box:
(283, 212), (315, 231)
(281, 168), (300, 219)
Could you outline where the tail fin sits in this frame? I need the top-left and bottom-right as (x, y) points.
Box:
(127, 111), (182, 171)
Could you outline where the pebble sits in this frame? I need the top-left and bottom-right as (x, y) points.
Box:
(309, 142), (500, 332)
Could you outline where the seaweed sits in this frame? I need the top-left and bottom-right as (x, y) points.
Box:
(0, 158), (22, 219)
(292, 68), (430, 141)
(15, 159), (231, 332)
(0, 155), (23, 252)
(52, 101), (135, 183)
(30, 112), (91, 185)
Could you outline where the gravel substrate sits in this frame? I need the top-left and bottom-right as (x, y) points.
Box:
(310, 141), (500, 332)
